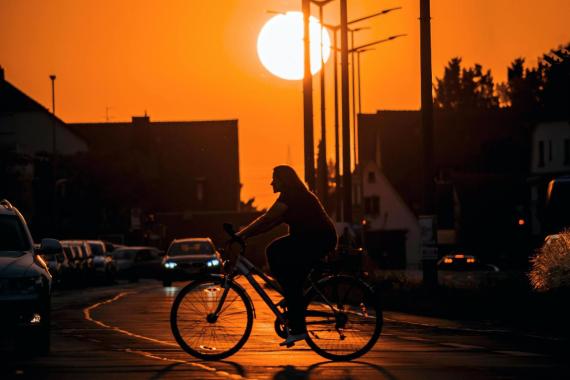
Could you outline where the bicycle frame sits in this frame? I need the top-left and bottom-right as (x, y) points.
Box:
(215, 253), (288, 326)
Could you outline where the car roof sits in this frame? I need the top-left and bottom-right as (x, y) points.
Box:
(171, 237), (212, 243)
(114, 246), (159, 251)
(0, 199), (18, 216)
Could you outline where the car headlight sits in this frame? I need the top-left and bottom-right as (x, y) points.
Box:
(206, 259), (220, 268)
(164, 262), (177, 269)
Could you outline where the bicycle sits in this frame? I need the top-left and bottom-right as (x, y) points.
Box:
(170, 223), (383, 361)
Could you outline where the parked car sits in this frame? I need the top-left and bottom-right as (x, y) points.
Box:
(40, 246), (70, 286)
(0, 199), (61, 354)
(437, 253), (499, 272)
(161, 238), (222, 286)
(60, 240), (95, 285)
(113, 246), (163, 282)
(86, 240), (117, 282)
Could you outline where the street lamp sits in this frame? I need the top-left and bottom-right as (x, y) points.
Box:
(349, 27), (370, 167)
(351, 33), (407, 112)
(324, 6), (403, 221)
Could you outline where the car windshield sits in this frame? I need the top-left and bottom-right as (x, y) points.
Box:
(89, 243), (105, 256)
(168, 241), (213, 256)
(42, 253), (57, 261)
(0, 214), (32, 257)
(114, 250), (135, 260)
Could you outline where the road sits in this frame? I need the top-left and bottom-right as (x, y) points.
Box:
(1, 279), (567, 380)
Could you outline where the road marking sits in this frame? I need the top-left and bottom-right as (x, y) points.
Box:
(125, 349), (257, 380)
(398, 336), (432, 342)
(494, 350), (544, 357)
(83, 292), (257, 380)
(441, 342), (484, 350)
(83, 292), (178, 347)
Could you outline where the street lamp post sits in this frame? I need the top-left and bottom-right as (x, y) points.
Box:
(311, 0), (334, 206)
(49, 74), (57, 234)
(325, 6), (403, 223)
(349, 27), (369, 168)
(302, 0), (315, 191)
(419, 0), (438, 287)
(350, 34), (408, 118)
(340, 0), (352, 223)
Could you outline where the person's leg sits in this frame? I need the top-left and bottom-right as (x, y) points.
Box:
(266, 236), (290, 283)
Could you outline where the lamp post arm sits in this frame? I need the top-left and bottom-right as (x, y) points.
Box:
(324, 6), (403, 31)
(349, 33), (407, 52)
(348, 6), (402, 25)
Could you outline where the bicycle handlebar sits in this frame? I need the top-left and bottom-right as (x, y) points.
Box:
(222, 223), (246, 253)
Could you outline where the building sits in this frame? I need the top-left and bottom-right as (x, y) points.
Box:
(69, 115), (240, 213)
(528, 121), (570, 236)
(1, 67), (244, 244)
(357, 109), (532, 268)
(0, 67), (88, 229)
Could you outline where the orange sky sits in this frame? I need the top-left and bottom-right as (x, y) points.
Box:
(1, 0), (569, 208)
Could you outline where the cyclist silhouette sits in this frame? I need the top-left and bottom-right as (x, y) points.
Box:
(236, 165), (337, 346)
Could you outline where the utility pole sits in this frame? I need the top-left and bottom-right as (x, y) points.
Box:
(340, 0), (352, 223)
(302, 0), (315, 191)
(419, 0), (438, 286)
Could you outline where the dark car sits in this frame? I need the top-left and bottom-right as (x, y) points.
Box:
(86, 240), (117, 283)
(0, 199), (61, 354)
(161, 238), (222, 286)
(437, 253), (499, 272)
(41, 248), (70, 286)
(113, 246), (163, 282)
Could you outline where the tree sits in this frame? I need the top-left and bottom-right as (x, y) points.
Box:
(435, 57), (499, 110)
(498, 42), (569, 120)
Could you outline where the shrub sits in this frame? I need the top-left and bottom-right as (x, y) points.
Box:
(529, 230), (570, 291)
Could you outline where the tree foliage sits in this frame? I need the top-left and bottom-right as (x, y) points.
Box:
(434, 57), (499, 110)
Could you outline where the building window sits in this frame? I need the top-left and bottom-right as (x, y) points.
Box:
(368, 171), (376, 184)
(548, 140), (553, 162)
(564, 139), (570, 166)
(364, 196), (380, 216)
(196, 179), (205, 202)
(538, 141), (545, 168)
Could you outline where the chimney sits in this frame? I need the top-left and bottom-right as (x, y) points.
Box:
(132, 115), (150, 127)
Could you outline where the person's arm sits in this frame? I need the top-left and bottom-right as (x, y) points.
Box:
(236, 201), (287, 239)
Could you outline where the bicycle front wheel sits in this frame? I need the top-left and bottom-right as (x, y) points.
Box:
(170, 276), (253, 360)
(304, 275), (382, 361)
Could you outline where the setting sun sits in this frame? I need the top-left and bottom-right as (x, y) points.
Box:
(257, 11), (331, 80)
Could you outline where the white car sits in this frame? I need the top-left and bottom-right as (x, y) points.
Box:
(0, 199), (61, 354)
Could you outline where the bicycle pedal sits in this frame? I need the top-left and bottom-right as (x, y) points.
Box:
(279, 341), (295, 348)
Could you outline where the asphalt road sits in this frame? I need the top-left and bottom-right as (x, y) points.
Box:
(1, 279), (568, 380)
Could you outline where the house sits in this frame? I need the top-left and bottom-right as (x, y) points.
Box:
(528, 121), (570, 236)
(0, 67), (88, 229)
(0, 67), (88, 157)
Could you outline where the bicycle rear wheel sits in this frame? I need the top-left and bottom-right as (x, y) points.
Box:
(304, 275), (382, 361)
(170, 276), (253, 360)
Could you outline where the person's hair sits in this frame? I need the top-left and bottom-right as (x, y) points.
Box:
(273, 165), (308, 195)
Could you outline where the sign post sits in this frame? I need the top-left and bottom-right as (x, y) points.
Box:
(419, 215), (438, 287)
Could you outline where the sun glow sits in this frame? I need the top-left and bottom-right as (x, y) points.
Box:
(257, 12), (331, 80)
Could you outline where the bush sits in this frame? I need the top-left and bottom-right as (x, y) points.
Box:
(529, 231), (570, 291)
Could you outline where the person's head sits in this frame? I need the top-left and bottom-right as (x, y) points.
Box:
(271, 165), (307, 194)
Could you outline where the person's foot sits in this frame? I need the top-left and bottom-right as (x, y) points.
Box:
(279, 332), (307, 347)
